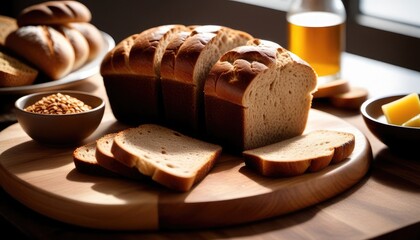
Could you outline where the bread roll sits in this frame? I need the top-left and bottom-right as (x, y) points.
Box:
(160, 25), (253, 133)
(17, 0), (91, 26)
(55, 25), (89, 70)
(5, 25), (75, 80)
(100, 24), (190, 124)
(0, 50), (38, 87)
(0, 15), (17, 46)
(68, 22), (104, 61)
(204, 39), (317, 150)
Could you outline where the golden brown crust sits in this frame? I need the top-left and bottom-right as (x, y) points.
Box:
(68, 22), (104, 61)
(17, 0), (91, 26)
(0, 15), (18, 46)
(5, 25), (75, 80)
(205, 45), (278, 106)
(55, 25), (89, 70)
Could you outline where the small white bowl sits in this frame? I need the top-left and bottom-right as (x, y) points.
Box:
(15, 90), (105, 145)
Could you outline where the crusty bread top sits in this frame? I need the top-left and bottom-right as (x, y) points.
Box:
(111, 124), (222, 191)
(0, 51), (38, 87)
(55, 25), (89, 70)
(204, 39), (315, 106)
(166, 25), (253, 86)
(242, 130), (355, 177)
(100, 24), (189, 77)
(68, 22), (104, 61)
(17, 0), (92, 26)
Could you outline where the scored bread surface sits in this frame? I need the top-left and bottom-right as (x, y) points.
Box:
(242, 130), (355, 177)
(111, 124), (222, 191)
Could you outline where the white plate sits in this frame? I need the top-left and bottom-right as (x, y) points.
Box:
(0, 32), (115, 95)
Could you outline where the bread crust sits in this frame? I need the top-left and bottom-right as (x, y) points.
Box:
(55, 25), (89, 70)
(5, 25), (75, 80)
(68, 22), (104, 61)
(17, 0), (91, 26)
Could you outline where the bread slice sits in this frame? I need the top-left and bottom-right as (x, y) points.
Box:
(95, 133), (145, 180)
(100, 25), (190, 124)
(111, 124), (222, 192)
(242, 130), (355, 177)
(73, 142), (117, 177)
(0, 50), (38, 87)
(160, 25), (253, 133)
(204, 39), (317, 151)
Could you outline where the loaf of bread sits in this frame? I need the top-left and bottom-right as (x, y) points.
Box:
(17, 0), (91, 27)
(242, 130), (355, 177)
(5, 25), (75, 80)
(160, 25), (253, 133)
(0, 50), (39, 87)
(204, 39), (317, 151)
(55, 25), (89, 70)
(95, 133), (146, 180)
(0, 15), (17, 46)
(111, 124), (222, 192)
(100, 24), (190, 124)
(68, 22), (104, 61)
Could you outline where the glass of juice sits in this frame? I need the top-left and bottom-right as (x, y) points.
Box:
(287, 0), (346, 85)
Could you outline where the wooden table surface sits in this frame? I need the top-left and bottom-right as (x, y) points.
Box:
(0, 52), (419, 239)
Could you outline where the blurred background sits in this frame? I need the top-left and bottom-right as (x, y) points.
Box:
(1, 0), (419, 72)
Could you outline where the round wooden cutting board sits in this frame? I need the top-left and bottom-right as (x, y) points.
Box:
(0, 109), (372, 230)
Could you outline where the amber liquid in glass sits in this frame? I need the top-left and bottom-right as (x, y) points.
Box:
(288, 11), (345, 83)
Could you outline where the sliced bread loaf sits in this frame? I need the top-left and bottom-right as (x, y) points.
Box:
(100, 24), (190, 124)
(242, 130), (355, 177)
(204, 39), (317, 151)
(0, 50), (38, 87)
(160, 25), (253, 133)
(111, 124), (222, 192)
(95, 133), (145, 180)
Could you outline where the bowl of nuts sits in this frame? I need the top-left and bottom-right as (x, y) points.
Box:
(15, 90), (105, 145)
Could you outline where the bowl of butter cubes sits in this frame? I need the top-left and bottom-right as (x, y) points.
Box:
(360, 93), (420, 154)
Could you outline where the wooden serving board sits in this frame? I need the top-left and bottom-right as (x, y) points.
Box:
(0, 109), (372, 230)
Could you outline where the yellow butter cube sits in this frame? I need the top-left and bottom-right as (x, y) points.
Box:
(381, 93), (420, 125)
(402, 114), (420, 127)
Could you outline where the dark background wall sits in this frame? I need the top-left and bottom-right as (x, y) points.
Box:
(2, 0), (420, 72)
(1, 0), (288, 45)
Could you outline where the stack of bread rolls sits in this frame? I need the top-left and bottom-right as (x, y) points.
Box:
(2, 0), (104, 83)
